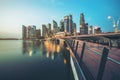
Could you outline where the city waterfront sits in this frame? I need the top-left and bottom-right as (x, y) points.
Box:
(0, 0), (120, 80)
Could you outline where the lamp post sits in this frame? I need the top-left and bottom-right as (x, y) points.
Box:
(108, 16), (120, 33)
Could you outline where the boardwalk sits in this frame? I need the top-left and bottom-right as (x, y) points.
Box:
(67, 39), (120, 80)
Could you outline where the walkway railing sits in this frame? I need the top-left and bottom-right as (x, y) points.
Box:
(65, 39), (120, 80)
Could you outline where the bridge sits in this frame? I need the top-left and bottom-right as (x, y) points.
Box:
(52, 33), (120, 80)
(58, 32), (120, 48)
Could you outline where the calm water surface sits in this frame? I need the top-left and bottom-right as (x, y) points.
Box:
(0, 40), (74, 80)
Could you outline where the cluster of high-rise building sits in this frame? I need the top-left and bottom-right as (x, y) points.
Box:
(22, 25), (41, 40)
(22, 13), (102, 39)
(79, 13), (102, 35)
(63, 14), (76, 35)
(40, 15), (77, 38)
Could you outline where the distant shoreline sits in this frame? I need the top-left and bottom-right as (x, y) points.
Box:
(0, 38), (20, 40)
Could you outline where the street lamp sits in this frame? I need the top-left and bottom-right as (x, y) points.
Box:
(108, 16), (120, 33)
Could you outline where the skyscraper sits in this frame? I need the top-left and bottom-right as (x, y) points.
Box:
(27, 25), (36, 39)
(35, 29), (41, 39)
(64, 14), (73, 35)
(42, 24), (48, 37)
(22, 25), (41, 39)
(60, 19), (64, 32)
(73, 23), (77, 35)
(53, 20), (58, 33)
(22, 25), (27, 40)
(80, 13), (88, 34)
(89, 26), (93, 34)
(64, 16), (69, 34)
(69, 15), (73, 35)
(47, 23), (51, 31)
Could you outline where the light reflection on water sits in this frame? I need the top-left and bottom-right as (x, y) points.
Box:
(0, 40), (74, 80)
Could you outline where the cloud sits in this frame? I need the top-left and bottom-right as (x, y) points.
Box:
(41, 0), (64, 5)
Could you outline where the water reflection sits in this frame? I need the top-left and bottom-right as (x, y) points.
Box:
(22, 40), (64, 58)
(44, 41), (61, 60)
(21, 40), (74, 80)
(22, 40), (41, 56)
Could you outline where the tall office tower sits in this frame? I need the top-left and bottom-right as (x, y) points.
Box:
(27, 25), (36, 39)
(73, 23), (77, 35)
(47, 23), (51, 35)
(89, 26), (93, 34)
(64, 16), (69, 34)
(47, 23), (51, 30)
(80, 13), (88, 34)
(60, 19), (64, 32)
(64, 15), (73, 35)
(22, 25), (27, 40)
(69, 15), (73, 35)
(33, 25), (36, 39)
(35, 29), (41, 39)
(53, 20), (58, 33)
(42, 24), (48, 37)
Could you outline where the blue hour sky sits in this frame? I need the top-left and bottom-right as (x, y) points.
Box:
(0, 0), (120, 38)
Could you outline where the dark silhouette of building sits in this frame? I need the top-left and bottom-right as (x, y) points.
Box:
(80, 13), (88, 34)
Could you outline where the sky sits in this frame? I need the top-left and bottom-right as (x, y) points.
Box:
(0, 0), (120, 38)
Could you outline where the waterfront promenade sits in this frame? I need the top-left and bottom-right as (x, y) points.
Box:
(66, 39), (120, 80)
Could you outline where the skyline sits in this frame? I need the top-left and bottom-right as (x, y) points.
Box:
(0, 0), (120, 38)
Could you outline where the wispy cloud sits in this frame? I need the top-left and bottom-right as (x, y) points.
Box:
(41, 0), (64, 5)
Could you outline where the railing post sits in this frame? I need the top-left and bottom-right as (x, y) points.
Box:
(72, 40), (75, 51)
(80, 42), (86, 62)
(72, 40), (75, 48)
(70, 40), (72, 46)
(74, 41), (79, 56)
(97, 47), (109, 80)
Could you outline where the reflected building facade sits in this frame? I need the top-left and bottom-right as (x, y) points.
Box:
(22, 40), (41, 56)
